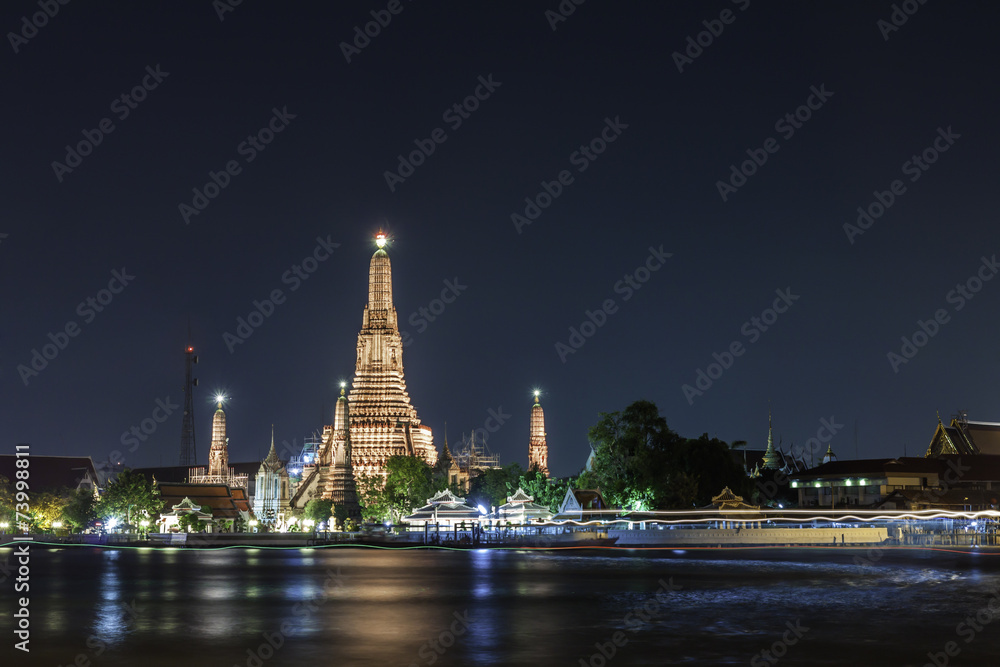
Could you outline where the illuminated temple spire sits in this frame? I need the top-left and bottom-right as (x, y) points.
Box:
(762, 409), (780, 470)
(207, 395), (229, 477)
(528, 390), (549, 475)
(347, 231), (436, 479)
(323, 384), (361, 519)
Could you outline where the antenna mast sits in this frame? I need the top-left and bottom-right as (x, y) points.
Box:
(179, 339), (199, 466)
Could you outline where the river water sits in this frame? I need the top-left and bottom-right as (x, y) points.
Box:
(3, 545), (1000, 666)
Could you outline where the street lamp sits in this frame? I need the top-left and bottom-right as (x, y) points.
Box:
(0, 521), (9, 534)
(52, 521), (63, 530)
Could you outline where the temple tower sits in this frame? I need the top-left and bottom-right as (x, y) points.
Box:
(528, 391), (549, 475)
(323, 386), (361, 518)
(348, 231), (436, 478)
(207, 397), (229, 478)
(762, 410), (781, 470)
(253, 427), (290, 525)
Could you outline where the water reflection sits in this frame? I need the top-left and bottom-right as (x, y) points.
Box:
(7, 546), (1000, 666)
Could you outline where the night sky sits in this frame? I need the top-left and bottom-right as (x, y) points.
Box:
(4, 1), (999, 477)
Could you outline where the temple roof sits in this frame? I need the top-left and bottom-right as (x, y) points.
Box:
(261, 429), (284, 473)
(427, 488), (467, 505)
(506, 487), (534, 504)
(710, 486), (758, 511)
(928, 418), (1000, 456)
(157, 482), (249, 518)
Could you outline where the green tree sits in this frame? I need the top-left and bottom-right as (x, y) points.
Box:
(61, 489), (97, 532)
(587, 401), (753, 510)
(587, 400), (684, 509)
(304, 498), (334, 525)
(358, 456), (436, 522)
(95, 469), (163, 529)
(0, 474), (15, 527)
(177, 506), (210, 533)
(28, 490), (70, 531)
(357, 472), (390, 523)
(675, 433), (753, 506)
(333, 504), (349, 530)
(468, 463), (524, 510)
(513, 470), (568, 513)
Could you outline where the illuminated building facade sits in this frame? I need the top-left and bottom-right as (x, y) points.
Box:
(253, 431), (291, 525)
(189, 398), (248, 489)
(528, 392), (549, 475)
(347, 232), (436, 478)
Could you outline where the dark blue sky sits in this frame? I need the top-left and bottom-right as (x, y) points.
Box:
(4, 1), (999, 477)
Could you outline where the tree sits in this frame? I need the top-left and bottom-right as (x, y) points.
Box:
(587, 400), (684, 509)
(675, 433), (753, 506)
(95, 469), (163, 529)
(586, 400), (752, 510)
(304, 498), (334, 525)
(333, 504), (349, 530)
(514, 470), (568, 513)
(357, 456), (436, 523)
(357, 472), (391, 523)
(0, 475), (15, 527)
(177, 506), (210, 533)
(468, 463), (524, 510)
(29, 490), (69, 531)
(61, 489), (97, 532)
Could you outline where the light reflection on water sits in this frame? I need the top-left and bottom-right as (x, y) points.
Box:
(2, 546), (1000, 666)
